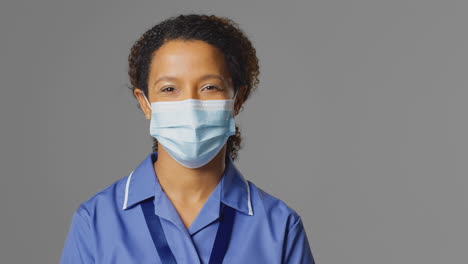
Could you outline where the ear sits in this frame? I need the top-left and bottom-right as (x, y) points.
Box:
(233, 85), (247, 117)
(133, 88), (152, 120)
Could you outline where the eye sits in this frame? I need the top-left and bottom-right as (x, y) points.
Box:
(161, 87), (176, 93)
(203, 85), (220, 91)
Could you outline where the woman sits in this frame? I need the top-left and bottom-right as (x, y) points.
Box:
(60, 14), (315, 264)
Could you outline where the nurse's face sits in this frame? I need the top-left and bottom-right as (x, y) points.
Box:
(136, 39), (236, 119)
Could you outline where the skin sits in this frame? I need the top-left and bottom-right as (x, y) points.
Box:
(133, 39), (245, 229)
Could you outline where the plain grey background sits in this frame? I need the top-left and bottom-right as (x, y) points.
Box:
(1, 0), (467, 263)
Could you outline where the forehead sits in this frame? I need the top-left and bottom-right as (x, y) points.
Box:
(149, 39), (229, 76)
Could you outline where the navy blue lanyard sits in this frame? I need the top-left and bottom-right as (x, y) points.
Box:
(141, 197), (235, 264)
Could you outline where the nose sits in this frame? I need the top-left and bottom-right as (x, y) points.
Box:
(182, 86), (200, 100)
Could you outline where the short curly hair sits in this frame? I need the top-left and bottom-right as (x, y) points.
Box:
(127, 14), (260, 162)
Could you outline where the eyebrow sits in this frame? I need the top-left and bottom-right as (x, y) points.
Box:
(153, 74), (227, 87)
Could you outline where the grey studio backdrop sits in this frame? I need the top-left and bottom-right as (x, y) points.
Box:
(1, 0), (466, 263)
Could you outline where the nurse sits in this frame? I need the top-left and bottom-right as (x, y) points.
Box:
(60, 13), (315, 263)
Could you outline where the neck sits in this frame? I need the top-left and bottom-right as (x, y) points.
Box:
(153, 144), (227, 205)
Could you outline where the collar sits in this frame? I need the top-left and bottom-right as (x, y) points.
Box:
(121, 152), (253, 216)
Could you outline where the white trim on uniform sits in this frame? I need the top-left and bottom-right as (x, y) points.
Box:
(121, 168), (253, 215)
(122, 170), (134, 210)
(244, 179), (254, 216)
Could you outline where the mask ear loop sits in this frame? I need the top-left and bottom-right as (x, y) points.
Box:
(142, 93), (152, 118)
(232, 88), (239, 117)
(233, 88), (238, 101)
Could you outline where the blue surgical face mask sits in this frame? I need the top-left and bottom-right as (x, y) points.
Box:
(142, 91), (237, 168)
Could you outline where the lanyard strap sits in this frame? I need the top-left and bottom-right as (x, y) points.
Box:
(140, 197), (235, 264)
(141, 198), (177, 264)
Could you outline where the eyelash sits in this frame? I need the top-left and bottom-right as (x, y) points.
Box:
(160, 85), (220, 93)
(161, 87), (175, 93)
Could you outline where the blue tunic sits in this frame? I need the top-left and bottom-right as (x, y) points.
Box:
(60, 152), (315, 263)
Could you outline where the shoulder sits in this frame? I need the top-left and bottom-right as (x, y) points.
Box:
(73, 173), (130, 220)
(247, 180), (302, 234)
(61, 174), (131, 263)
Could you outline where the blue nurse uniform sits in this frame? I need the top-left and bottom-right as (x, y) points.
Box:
(60, 152), (315, 263)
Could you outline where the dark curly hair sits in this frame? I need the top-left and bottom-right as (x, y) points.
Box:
(127, 14), (260, 162)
